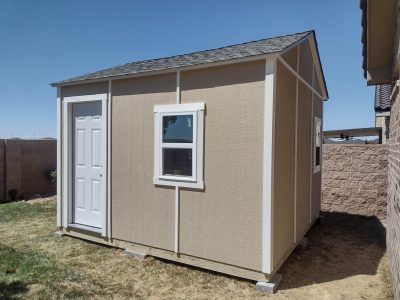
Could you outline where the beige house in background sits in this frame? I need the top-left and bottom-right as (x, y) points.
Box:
(51, 30), (328, 288)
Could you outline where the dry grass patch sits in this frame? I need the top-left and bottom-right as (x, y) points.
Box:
(0, 198), (394, 299)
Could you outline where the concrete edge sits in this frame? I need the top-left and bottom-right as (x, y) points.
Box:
(123, 249), (148, 260)
(256, 273), (282, 293)
(53, 231), (65, 238)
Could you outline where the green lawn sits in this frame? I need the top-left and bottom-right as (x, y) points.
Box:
(0, 198), (394, 299)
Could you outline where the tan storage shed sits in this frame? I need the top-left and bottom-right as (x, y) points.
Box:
(51, 30), (328, 287)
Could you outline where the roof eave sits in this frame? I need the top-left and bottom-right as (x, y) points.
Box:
(51, 52), (279, 88)
(361, 0), (397, 85)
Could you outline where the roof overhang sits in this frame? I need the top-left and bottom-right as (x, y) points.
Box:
(361, 0), (398, 85)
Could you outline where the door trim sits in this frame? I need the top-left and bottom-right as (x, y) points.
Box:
(62, 93), (108, 237)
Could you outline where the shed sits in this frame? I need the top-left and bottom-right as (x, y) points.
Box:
(51, 30), (328, 287)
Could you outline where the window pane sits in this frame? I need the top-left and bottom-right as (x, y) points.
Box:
(163, 115), (193, 143)
(163, 148), (192, 176)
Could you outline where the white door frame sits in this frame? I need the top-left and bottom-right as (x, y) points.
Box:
(62, 93), (108, 236)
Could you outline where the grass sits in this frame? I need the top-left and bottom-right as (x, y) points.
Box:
(0, 197), (394, 299)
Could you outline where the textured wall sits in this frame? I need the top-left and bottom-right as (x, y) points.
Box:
(388, 91), (400, 300)
(0, 139), (56, 202)
(322, 144), (388, 219)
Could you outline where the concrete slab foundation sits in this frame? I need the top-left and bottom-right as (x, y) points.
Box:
(53, 231), (65, 238)
(256, 273), (282, 293)
(123, 249), (148, 260)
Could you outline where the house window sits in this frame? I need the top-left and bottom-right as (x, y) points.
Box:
(154, 103), (205, 189)
(313, 116), (322, 173)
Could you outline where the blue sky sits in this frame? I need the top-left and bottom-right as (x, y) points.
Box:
(0, 0), (374, 138)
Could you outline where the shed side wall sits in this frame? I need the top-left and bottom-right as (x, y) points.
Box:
(295, 81), (313, 241)
(312, 94), (323, 221)
(179, 60), (265, 271)
(111, 74), (176, 251)
(272, 60), (296, 267)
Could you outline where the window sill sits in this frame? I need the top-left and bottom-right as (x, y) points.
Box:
(153, 177), (204, 189)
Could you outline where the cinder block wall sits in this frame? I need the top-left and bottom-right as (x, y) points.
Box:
(322, 144), (388, 220)
(388, 91), (400, 299)
(0, 139), (56, 202)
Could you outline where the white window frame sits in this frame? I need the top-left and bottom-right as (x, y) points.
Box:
(153, 103), (205, 189)
(313, 116), (322, 173)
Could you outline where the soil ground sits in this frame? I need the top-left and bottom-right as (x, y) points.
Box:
(0, 197), (393, 299)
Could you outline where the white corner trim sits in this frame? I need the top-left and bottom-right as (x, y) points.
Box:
(61, 93), (109, 235)
(106, 80), (112, 238)
(56, 88), (62, 227)
(175, 187), (180, 254)
(262, 58), (276, 274)
(293, 47), (300, 244)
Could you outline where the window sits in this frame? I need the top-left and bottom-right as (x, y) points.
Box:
(313, 116), (322, 173)
(154, 103), (205, 189)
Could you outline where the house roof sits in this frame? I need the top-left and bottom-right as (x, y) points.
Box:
(360, 0), (398, 85)
(53, 31), (311, 82)
(374, 84), (392, 112)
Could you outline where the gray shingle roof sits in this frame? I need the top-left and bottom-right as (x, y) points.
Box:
(51, 31), (312, 86)
(374, 84), (392, 112)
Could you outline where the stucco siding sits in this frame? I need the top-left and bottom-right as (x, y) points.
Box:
(111, 74), (176, 251)
(179, 61), (265, 271)
(62, 81), (108, 97)
(272, 60), (296, 267)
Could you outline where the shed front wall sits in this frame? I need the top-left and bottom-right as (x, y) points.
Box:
(111, 74), (176, 251)
(179, 61), (265, 271)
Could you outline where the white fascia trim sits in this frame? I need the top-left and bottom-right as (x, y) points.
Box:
(262, 58), (276, 274)
(52, 53), (278, 88)
(62, 93), (109, 236)
(56, 88), (62, 227)
(154, 102), (205, 113)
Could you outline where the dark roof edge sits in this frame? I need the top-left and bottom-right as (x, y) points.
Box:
(360, 0), (368, 79)
(51, 30), (313, 87)
(310, 30), (329, 99)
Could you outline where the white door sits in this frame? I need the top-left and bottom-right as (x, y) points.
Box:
(72, 101), (103, 228)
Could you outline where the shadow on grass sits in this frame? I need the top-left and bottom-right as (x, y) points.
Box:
(278, 211), (386, 290)
(0, 281), (28, 300)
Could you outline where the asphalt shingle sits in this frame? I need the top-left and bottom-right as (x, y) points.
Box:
(51, 31), (312, 86)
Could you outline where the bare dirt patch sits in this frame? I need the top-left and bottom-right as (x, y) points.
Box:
(0, 199), (393, 299)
